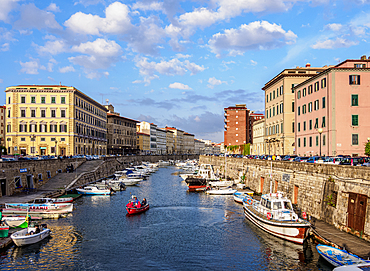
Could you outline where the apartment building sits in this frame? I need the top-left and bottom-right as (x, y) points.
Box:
(165, 127), (184, 154)
(156, 127), (166, 154)
(224, 104), (251, 147)
(137, 121), (157, 154)
(5, 85), (107, 156)
(183, 132), (195, 154)
(137, 132), (150, 154)
(165, 129), (175, 154)
(0, 106), (5, 149)
(295, 56), (370, 157)
(251, 118), (265, 155)
(262, 64), (327, 155)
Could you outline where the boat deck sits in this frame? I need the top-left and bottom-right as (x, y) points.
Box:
(311, 219), (370, 259)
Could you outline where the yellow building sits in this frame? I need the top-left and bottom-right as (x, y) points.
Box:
(5, 85), (107, 156)
(137, 132), (150, 154)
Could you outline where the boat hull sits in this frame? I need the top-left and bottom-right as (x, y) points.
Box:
(2, 217), (28, 228)
(126, 204), (149, 215)
(11, 228), (51, 246)
(76, 188), (111, 195)
(206, 188), (237, 195)
(316, 244), (370, 267)
(243, 204), (310, 244)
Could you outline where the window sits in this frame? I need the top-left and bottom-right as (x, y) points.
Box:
(352, 115), (358, 126)
(41, 110), (45, 118)
(276, 124), (279, 134)
(15, 176), (22, 188)
(8, 97), (10, 104)
(50, 124), (57, 132)
(41, 137), (46, 141)
(47, 171), (51, 178)
(273, 90), (275, 99)
(298, 106), (300, 116)
(31, 147), (35, 154)
(298, 138), (301, 147)
(292, 122), (294, 133)
(351, 94), (358, 106)
(321, 78), (327, 88)
(292, 102), (294, 112)
(297, 90), (301, 99)
(291, 84), (296, 93)
(308, 102), (312, 113)
(21, 110), (25, 117)
(276, 88), (279, 97)
(21, 137), (25, 141)
(322, 97), (326, 109)
(303, 88), (306, 97)
(60, 124), (67, 132)
(51, 97), (56, 103)
(304, 137), (306, 147)
(281, 103), (284, 113)
(323, 135), (326, 146)
(21, 97), (26, 103)
(303, 121), (306, 131)
(352, 134), (359, 145)
(51, 110), (56, 118)
(273, 107), (275, 116)
(270, 93), (272, 101)
(61, 97), (66, 104)
(315, 118), (318, 129)
(298, 122), (301, 132)
(308, 85), (313, 94)
(281, 123), (283, 133)
(309, 120), (312, 130)
(354, 63), (366, 68)
(314, 100), (319, 110)
(322, 116), (326, 128)
(31, 96), (36, 103)
(309, 136), (312, 147)
(31, 110), (36, 118)
(276, 105), (279, 115)
(30, 124), (37, 132)
(314, 82), (319, 92)
(40, 124), (47, 132)
(41, 97), (46, 103)
(316, 136), (319, 146)
(349, 75), (360, 85)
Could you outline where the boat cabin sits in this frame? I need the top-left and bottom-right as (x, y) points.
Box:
(257, 192), (298, 221)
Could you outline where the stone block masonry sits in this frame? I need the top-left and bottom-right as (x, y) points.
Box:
(200, 155), (370, 242)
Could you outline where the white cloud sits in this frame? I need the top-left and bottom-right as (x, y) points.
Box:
(324, 23), (343, 32)
(13, 3), (62, 30)
(19, 59), (40, 74)
(70, 38), (122, 70)
(134, 57), (205, 85)
(132, 1), (164, 12)
(208, 21), (297, 57)
(0, 79), (3, 83)
(169, 82), (192, 90)
(311, 38), (359, 49)
(1, 43), (9, 51)
(64, 2), (131, 35)
(207, 77), (227, 89)
(59, 65), (75, 73)
(34, 39), (67, 55)
(176, 53), (191, 59)
(46, 3), (60, 12)
(0, 0), (18, 23)
(250, 60), (258, 66)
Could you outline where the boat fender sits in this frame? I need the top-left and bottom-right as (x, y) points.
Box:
(267, 212), (272, 220)
(302, 212), (307, 220)
(246, 198), (253, 205)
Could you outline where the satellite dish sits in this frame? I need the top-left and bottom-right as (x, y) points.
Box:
(105, 99), (109, 105)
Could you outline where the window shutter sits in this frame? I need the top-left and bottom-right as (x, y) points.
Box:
(39, 124), (42, 132)
(64, 125), (67, 132)
(50, 124), (52, 132)
(19, 124), (21, 132)
(25, 125), (27, 132)
(59, 125), (62, 132)
(358, 75), (361, 85)
(29, 124), (32, 132)
(35, 125), (37, 132)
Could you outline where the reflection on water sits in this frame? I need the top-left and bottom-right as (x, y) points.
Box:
(0, 166), (331, 270)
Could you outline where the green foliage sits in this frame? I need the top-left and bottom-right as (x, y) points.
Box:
(324, 194), (336, 207)
(365, 141), (370, 156)
(328, 176), (335, 183)
(226, 144), (250, 155)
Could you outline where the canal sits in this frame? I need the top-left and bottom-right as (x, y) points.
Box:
(0, 166), (333, 270)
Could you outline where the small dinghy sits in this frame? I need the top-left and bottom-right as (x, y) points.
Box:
(206, 187), (237, 195)
(316, 244), (370, 267)
(126, 196), (149, 215)
(233, 191), (254, 203)
(11, 224), (51, 246)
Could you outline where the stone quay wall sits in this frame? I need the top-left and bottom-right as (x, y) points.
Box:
(200, 155), (370, 242)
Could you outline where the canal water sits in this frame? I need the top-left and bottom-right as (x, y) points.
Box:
(0, 166), (334, 270)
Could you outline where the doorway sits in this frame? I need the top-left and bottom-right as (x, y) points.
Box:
(260, 177), (264, 194)
(347, 193), (367, 233)
(26, 175), (34, 189)
(0, 179), (6, 196)
(275, 180), (278, 193)
(293, 185), (299, 204)
(40, 148), (46, 155)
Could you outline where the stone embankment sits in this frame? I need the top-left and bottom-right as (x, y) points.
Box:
(200, 155), (370, 243)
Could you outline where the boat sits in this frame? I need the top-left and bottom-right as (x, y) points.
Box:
(208, 180), (234, 187)
(233, 191), (254, 203)
(32, 197), (74, 204)
(95, 180), (126, 191)
(3, 202), (74, 218)
(2, 217), (28, 228)
(243, 192), (310, 244)
(334, 263), (370, 270)
(185, 164), (218, 192)
(316, 244), (370, 267)
(206, 187), (237, 195)
(0, 225), (9, 237)
(11, 224), (51, 246)
(118, 177), (142, 186)
(126, 196), (149, 215)
(76, 186), (113, 195)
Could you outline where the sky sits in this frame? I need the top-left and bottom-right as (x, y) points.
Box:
(0, 0), (369, 143)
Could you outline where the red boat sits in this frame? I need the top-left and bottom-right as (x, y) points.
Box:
(126, 204), (149, 215)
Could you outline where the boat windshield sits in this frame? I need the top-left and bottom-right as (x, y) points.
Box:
(283, 201), (292, 210)
(266, 201), (271, 209)
(272, 202), (282, 210)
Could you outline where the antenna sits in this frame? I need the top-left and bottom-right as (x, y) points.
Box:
(105, 99), (109, 105)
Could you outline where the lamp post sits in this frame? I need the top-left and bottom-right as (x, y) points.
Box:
(268, 137), (271, 156)
(318, 128), (323, 156)
(55, 140), (58, 157)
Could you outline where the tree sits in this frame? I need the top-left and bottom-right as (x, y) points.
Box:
(365, 141), (370, 156)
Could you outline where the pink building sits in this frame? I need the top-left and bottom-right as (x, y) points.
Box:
(295, 56), (370, 157)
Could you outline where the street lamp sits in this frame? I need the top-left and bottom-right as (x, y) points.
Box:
(318, 128), (323, 157)
(55, 140), (58, 156)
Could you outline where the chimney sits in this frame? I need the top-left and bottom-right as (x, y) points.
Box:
(305, 63), (311, 68)
(361, 55), (366, 60)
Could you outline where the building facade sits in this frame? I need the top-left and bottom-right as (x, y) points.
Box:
(183, 132), (195, 154)
(156, 127), (166, 154)
(105, 105), (138, 155)
(137, 132), (150, 154)
(251, 118), (265, 155)
(165, 127), (184, 154)
(224, 104), (251, 148)
(5, 85), (107, 156)
(262, 64), (327, 156)
(194, 139), (205, 155)
(295, 56), (370, 157)
(0, 105), (5, 150)
(165, 129), (174, 154)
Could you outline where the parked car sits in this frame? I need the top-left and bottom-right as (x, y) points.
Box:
(293, 157), (309, 162)
(339, 157), (365, 166)
(307, 156), (325, 163)
(282, 155), (298, 161)
(323, 157), (343, 165)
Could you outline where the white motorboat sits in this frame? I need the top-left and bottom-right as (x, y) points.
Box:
(32, 197), (74, 204)
(2, 217), (28, 228)
(11, 225), (51, 246)
(76, 186), (113, 195)
(3, 202), (73, 218)
(233, 191), (254, 203)
(208, 180), (234, 187)
(95, 180), (126, 191)
(206, 187), (237, 195)
(117, 177), (142, 186)
(317, 244), (370, 267)
(243, 192), (310, 244)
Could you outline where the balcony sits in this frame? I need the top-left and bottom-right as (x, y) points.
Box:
(224, 125), (228, 130)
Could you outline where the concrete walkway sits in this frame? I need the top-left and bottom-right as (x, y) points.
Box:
(312, 219), (370, 259)
(0, 160), (104, 205)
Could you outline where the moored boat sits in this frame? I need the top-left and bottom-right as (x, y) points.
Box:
(0, 225), (9, 237)
(233, 191), (254, 203)
(185, 177), (207, 192)
(3, 202), (74, 218)
(206, 187), (237, 195)
(32, 197), (74, 204)
(76, 186), (113, 195)
(2, 217), (28, 228)
(243, 192), (310, 244)
(11, 224), (51, 246)
(316, 244), (370, 267)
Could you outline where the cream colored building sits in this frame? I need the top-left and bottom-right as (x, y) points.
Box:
(137, 132), (150, 154)
(165, 127), (184, 154)
(165, 129), (175, 154)
(251, 118), (265, 155)
(262, 64), (327, 155)
(194, 139), (205, 154)
(5, 85), (107, 156)
(156, 127), (166, 154)
(183, 132), (195, 154)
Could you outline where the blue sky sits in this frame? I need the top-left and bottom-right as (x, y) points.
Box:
(0, 0), (369, 142)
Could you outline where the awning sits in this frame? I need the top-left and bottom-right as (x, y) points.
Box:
(40, 147), (47, 150)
